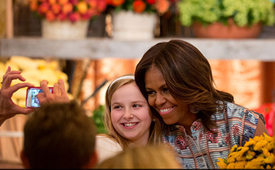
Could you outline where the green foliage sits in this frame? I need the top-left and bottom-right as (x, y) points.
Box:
(90, 105), (108, 134)
(178, 0), (275, 27)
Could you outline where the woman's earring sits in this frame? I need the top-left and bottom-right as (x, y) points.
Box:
(190, 105), (199, 114)
(152, 118), (156, 122)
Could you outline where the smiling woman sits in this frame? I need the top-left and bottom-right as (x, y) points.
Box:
(134, 39), (269, 169)
(95, 74), (163, 164)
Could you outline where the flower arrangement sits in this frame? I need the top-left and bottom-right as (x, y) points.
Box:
(29, 0), (107, 22)
(177, 0), (275, 27)
(105, 0), (176, 15)
(217, 133), (275, 169)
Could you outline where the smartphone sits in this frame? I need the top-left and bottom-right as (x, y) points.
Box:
(26, 87), (53, 108)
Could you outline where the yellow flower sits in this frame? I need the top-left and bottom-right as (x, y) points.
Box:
(267, 165), (272, 169)
(246, 155), (254, 160)
(247, 150), (256, 157)
(264, 133), (274, 142)
(244, 161), (258, 169)
(263, 148), (271, 157)
(254, 135), (264, 142)
(238, 146), (249, 156)
(265, 141), (275, 151)
(216, 158), (227, 169)
(230, 145), (238, 152)
(244, 138), (256, 147)
(251, 156), (265, 165)
(236, 156), (246, 161)
(254, 140), (268, 151)
(227, 152), (239, 163)
(234, 161), (246, 169)
(227, 162), (235, 169)
(264, 153), (275, 164)
(227, 156), (236, 164)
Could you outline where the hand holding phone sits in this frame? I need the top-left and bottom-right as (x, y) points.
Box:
(26, 87), (53, 108)
(36, 79), (70, 105)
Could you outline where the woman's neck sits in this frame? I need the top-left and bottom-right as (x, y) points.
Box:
(177, 113), (198, 136)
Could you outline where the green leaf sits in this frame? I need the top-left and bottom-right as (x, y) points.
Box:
(90, 105), (108, 134)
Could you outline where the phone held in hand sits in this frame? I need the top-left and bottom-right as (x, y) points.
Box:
(25, 87), (53, 108)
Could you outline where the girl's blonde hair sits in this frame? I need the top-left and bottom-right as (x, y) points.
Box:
(103, 74), (162, 149)
(96, 144), (181, 169)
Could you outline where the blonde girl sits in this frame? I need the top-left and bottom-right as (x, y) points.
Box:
(95, 74), (163, 163)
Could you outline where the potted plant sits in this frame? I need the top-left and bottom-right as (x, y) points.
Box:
(105, 0), (175, 40)
(29, 0), (107, 39)
(177, 0), (275, 38)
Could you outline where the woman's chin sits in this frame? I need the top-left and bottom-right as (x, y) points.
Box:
(163, 119), (176, 125)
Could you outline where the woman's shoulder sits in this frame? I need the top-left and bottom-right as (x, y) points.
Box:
(225, 102), (265, 124)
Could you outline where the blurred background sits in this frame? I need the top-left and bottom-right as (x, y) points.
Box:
(0, 0), (275, 167)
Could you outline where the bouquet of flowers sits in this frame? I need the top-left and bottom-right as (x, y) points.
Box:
(29, 0), (107, 22)
(105, 0), (176, 14)
(217, 133), (275, 169)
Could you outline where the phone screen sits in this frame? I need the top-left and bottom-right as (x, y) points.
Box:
(26, 87), (53, 108)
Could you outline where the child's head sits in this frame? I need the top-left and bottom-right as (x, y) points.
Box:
(96, 144), (181, 169)
(21, 101), (98, 169)
(104, 74), (162, 148)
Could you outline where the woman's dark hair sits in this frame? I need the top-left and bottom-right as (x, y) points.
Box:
(135, 39), (234, 132)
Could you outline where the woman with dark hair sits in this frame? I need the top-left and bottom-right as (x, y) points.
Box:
(135, 39), (268, 169)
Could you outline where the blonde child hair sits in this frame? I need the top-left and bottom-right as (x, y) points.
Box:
(96, 144), (181, 169)
(102, 74), (163, 149)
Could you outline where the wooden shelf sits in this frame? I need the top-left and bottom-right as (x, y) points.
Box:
(1, 37), (275, 61)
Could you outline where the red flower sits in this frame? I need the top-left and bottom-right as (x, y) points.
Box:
(133, 0), (146, 13)
(69, 12), (81, 22)
(38, 2), (50, 15)
(146, 0), (156, 5)
(112, 0), (125, 6)
(105, 0), (113, 5)
(97, 0), (107, 12)
(57, 12), (67, 21)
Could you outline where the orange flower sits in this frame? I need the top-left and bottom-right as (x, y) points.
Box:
(89, 0), (97, 9)
(29, 0), (38, 11)
(155, 0), (169, 14)
(62, 3), (73, 14)
(45, 11), (55, 21)
(77, 1), (88, 14)
(133, 0), (146, 13)
(51, 4), (61, 14)
(112, 0), (125, 6)
(49, 0), (57, 4)
(58, 0), (69, 5)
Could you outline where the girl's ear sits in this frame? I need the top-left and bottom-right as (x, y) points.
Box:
(20, 150), (31, 169)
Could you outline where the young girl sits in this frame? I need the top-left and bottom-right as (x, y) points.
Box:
(95, 74), (163, 163)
